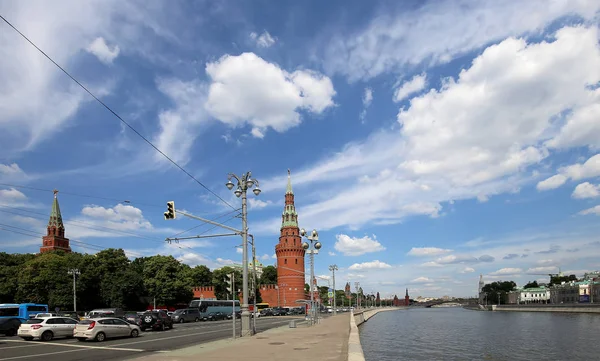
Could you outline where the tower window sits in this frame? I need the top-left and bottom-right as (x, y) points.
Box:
(295, 259), (298, 264)
(285, 259), (287, 265)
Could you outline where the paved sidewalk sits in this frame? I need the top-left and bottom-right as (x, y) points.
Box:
(134, 314), (350, 361)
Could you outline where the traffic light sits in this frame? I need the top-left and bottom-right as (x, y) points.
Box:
(164, 201), (176, 220)
(226, 273), (234, 294)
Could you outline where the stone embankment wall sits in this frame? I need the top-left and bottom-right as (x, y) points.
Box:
(491, 304), (600, 313)
(347, 308), (405, 361)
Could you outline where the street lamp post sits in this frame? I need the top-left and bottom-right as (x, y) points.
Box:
(329, 265), (338, 315)
(67, 269), (80, 315)
(226, 172), (261, 337)
(300, 228), (321, 326)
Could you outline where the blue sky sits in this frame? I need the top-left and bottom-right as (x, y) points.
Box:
(1, 0), (600, 298)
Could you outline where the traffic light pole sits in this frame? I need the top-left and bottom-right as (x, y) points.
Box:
(231, 273), (235, 339)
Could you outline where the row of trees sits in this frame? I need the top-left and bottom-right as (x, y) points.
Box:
(0, 249), (279, 311)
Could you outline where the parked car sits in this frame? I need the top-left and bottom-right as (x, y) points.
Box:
(124, 313), (142, 327)
(171, 308), (201, 323)
(74, 317), (140, 342)
(260, 308), (274, 317)
(88, 308), (125, 319)
(139, 310), (173, 331)
(0, 318), (22, 337)
(18, 317), (79, 341)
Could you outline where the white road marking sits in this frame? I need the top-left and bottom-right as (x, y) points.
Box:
(0, 339), (148, 351)
(0, 343), (46, 350)
(0, 348), (86, 360)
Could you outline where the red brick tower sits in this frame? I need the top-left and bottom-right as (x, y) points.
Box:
(40, 190), (71, 253)
(405, 288), (410, 306)
(275, 169), (305, 307)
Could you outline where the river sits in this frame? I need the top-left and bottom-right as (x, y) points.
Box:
(359, 307), (600, 360)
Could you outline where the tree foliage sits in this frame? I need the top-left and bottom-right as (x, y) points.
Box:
(0, 250), (215, 311)
(523, 280), (539, 289)
(482, 281), (517, 304)
(259, 266), (277, 285)
(549, 274), (578, 286)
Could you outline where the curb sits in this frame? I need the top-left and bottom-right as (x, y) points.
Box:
(347, 311), (365, 361)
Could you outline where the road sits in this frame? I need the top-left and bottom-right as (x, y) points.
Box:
(0, 316), (307, 361)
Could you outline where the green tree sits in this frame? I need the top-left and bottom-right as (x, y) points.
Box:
(212, 266), (242, 300)
(142, 255), (193, 307)
(523, 280), (539, 289)
(259, 266), (277, 285)
(549, 274), (578, 286)
(482, 281), (517, 304)
(91, 249), (145, 310)
(188, 265), (212, 286)
(0, 252), (35, 303)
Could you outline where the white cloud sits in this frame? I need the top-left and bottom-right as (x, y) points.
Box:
(407, 247), (453, 257)
(572, 182), (600, 199)
(393, 73), (426, 102)
(536, 174), (568, 191)
(204, 52), (335, 138)
(68, 203), (153, 238)
(410, 276), (433, 284)
(250, 31), (276, 48)
(260, 254), (271, 261)
(328, 251), (336, 256)
(526, 266), (558, 273)
(151, 78), (209, 165)
(322, 1), (599, 81)
(216, 257), (236, 265)
(537, 154), (600, 191)
(248, 198), (273, 209)
(489, 268), (523, 276)
(460, 267), (475, 273)
(348, 260), (392, 271)
(334, 234), (386, 256)
(257, 25), (600, 232)
(236, 247), (243, 254)
(0, 187), (40, 209)
(359, 87), (373, 122)
(579, 205), (600, 216)
(86, 37), (120, 64)
(271, 253), (276, 259)
(0, 163), (30, 183)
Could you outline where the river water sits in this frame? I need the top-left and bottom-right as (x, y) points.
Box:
(359, 307), (600, 360)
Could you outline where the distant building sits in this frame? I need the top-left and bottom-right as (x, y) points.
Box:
(228, 258), (265, 278)
(40, 190), (71, 254)
(550, 279), (600, 304)
(478, 274), (485, 304)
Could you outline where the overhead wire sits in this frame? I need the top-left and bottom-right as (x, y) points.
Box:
(0, 14), (236, 211)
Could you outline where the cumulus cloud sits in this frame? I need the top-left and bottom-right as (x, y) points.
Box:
(250, 31), (276, 48)
(0, 163), (31, 183)
(572, 182), (600, 199)
(256, 25), (600, 233)
(407, 247), (452, 257)
(359, 87), (373, 122)
(393, 73), (426, 102)
(248, 198), (273, 210)
(348, 260), (392, 271)
(68, 203), (155, 238)
(460, 267), (475, 273)
(537, 154), (600, 191)
(526, 266), (558, 273)
(579, 205), (600, 216)
(334, 234), (386, 256)
(204, 52), (335, 138)
(503, 253), (519, 260)
(86, 37), (120, 64)
(410, 276), (433, 284)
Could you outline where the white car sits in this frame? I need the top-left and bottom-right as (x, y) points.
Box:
(74, 317), (140, 342)
(18, 316), (79, 341)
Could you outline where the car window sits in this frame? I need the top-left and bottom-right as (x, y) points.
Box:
(62, 318), (78, 324)
(98, 319), (113, 325)
(25, 319), (43, 324)
(112, 319), (129, 326)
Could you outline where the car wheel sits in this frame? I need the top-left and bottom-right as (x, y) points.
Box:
(95, 332), (106, 342)
(41, 331), (53, 342)
(194, 317), (199, 322)
(130, 329), (139, 338)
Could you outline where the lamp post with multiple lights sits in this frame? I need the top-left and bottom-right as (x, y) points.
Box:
(226, 172), (261, 337)
(300, 228), (321, 326)
(67, 268), (80, 315)
(329, 264), (338, 315)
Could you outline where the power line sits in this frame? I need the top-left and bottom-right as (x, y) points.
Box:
(0, 14), (236, 211)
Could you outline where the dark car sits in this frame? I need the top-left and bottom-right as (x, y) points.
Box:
(139, 311), (173, 331)
(0, 318), (22, 336)
(205, 312), (226, 321)
(124, 313), (142, 327)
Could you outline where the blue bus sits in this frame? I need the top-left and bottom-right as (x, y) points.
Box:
(189, 299), (240, 317)
(0, 303), (49, 321)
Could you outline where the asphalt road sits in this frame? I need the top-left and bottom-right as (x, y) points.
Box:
(0, 316), (308, 361)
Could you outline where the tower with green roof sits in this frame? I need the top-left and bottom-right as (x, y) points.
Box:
(274, 169), (306, 307)
(40, 189), (71, 253)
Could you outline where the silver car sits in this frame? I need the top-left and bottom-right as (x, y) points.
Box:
(74, 317), (140, 342)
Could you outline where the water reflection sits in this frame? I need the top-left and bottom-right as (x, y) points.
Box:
(360, 307), (599, 361)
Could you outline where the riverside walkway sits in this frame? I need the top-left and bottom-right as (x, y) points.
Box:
(134, 314), (350, 361)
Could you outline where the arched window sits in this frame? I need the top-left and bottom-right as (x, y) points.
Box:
(285, 259), (287, 265)
(295, 259), (298, 265)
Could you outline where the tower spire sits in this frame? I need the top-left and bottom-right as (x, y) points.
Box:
(286, 168), (293, 195)
(48, 189), (64, 229)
